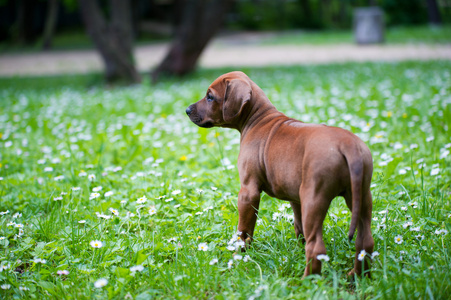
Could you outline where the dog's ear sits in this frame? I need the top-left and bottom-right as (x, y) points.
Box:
(223, 79), (252, 123)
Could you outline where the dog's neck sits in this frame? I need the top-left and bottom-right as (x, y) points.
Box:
(236, 83), (284, 135)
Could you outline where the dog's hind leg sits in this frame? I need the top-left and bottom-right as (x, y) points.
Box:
(300, 184), (331, 278)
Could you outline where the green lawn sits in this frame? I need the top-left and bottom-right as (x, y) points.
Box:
(1, 25), (450, 54)
(0, 61), (450, 299)
(260, 25), (451, 45)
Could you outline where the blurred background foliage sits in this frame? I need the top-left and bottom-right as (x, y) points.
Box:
(0, 0), (449, 46)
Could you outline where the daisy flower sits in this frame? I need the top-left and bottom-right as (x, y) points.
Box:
(104, 191), (114, 197)
(89, 193), (100, 200)
(316, 254), (330, 262)
(394, 235), (403, 244)
(358, 250), (367, 261)
(227, 260), (234, 269)
(233, 254), (243, 260)
(209, 258), (218, 265)
(108, 208), (119, 216)
(130, 265), (144, 272)
(149, 206), (157, 215)
(171, 190), (181, 195)
(136, 196), (147, 204)
(94, 278), (108, 288)
(57, 270), (70, 275)
(92, 186), (102, 192)
(90, 240), (103, 248)
(198, 242), (209, 251)
(88, 174), (96, 181)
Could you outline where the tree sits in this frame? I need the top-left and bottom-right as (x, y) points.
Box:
(426, 0), (442, 26)
(78, 0), (141, 83)
(152, 0), (232, 81)
(42, 0), (59, 50)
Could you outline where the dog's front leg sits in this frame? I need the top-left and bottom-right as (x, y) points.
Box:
(237, 184), (261, 245)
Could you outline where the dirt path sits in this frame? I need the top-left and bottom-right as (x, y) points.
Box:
(1, 34), (450, 77)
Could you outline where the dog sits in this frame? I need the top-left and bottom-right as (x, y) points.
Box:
(186, 71), (374, 278)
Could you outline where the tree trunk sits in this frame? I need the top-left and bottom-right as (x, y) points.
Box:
(426, 0), (442, 25)
(15, 0), (37, 45)
(78, 0), (141, 83)
(42, 0), (59, 50)
(152, 0), (232, 81)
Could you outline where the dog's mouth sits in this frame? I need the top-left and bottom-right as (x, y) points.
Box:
(198, 121), (214, 128)
(188, 114), (214, 128)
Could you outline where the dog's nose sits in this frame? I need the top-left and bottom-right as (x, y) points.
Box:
(186, 106), (192, 116)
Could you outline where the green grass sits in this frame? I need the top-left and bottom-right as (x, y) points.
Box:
(1, 25), (450, 54)
(0, 61), (450, 299)
(260, 25), (451, 45)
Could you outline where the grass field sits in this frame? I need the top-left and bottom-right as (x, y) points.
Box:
(0, 61), (450, 299)
(1, 25), (450, 53)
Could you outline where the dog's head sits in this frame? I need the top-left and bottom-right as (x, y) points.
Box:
(186, 71), (252, 129)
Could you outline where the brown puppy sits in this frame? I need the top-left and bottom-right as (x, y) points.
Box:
(186, 71), (374, 278)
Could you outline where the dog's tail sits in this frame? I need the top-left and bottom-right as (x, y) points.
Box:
(345, 150), (364, 242)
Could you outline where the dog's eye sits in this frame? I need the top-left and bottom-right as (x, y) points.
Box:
(206, 94), (214, 102)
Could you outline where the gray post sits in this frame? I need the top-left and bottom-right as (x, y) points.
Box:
(354, 7), (384, 45)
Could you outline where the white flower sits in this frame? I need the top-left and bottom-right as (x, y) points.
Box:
(394, 235), (403, 244)
(15, 223), (24, 228)
(203, 206), (214, 212)
(0, 210), (9, 215)
(371, 251), (380, 259)
(57, 270), (70, 275)
(401, 206), (408, 211)
(165, 198), (174, 202)
(209, 258), (218, 265)
(130, 265), (144, 272)
(410, 226), (420, 232)
(430, 168), (440, 176)
(88, 174), (96, 181)
(198, 242), (209, 251)
(243, 255), (250, 262)
(104, 191), (114, 197)
(6, 222), (15, 227)
(94, 278), (108, 288)
(89, 193), (100, 200)
(108, 208), (119, 216)
(79, 171), (87, 177)
(44, 167), (53, 172)
(358, 250), (367, 261)
(317, 254), (330, 262)
(1, 284), (11, 290)
(136, 196), (147, 204)
(0, 237), (6, 241)
(53, 196), (63, 201)
(435, 229), (448, 235)
(90, 240), (103, 248)
(226, 245), (236, 251)
(78, 220), (86, 224)
(33, 258), (46, 264)
(71, 187), (81, 191)
(403, 221), (413, 229)
(440, 150), (449, 159)
(171, 190), (181, 195)
(19, 286), (29, 291)
(211, 187), (218, 191)
(54, 175), (64, 181)
(233, 254), (243, 260)
(92, 186), (102, 192)
(227, 259), (233, 269)
(149, 206), (157, 215)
